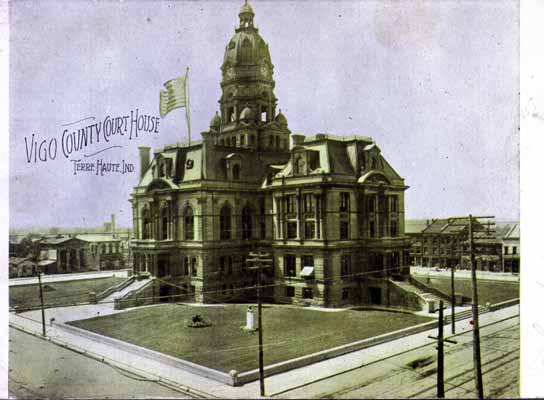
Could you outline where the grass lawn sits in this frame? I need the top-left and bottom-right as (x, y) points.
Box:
(412, 275), (519, 305)
(9, 277), (126, 309)
(69, 304), (432, 373)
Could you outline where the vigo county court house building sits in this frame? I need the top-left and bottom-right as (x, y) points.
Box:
(129, 2), (412, 308)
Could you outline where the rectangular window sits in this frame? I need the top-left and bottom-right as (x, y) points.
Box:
(305, 221), (315, 239)
(287, 222), (298, 239)
(303, 194), (314, 213)
(284, 255), (296, 277)
(367, 195), (375, 213)
(369, 221), (376, 238)
(340, 192), (350, 212)
(303, 255), (314, 268)
(286, 286), (295, 297)
(342, 287), (349, 300)
(390, 220), (398, 237)
(285, 195), (296, 214)
(341, 254), (351, 277)
(340, 221), (349, 240)
(513, 246), (517, 255)
(390, 195), (398, 212)
(302, 288), (313, 299)
(504, 246), (509, 255)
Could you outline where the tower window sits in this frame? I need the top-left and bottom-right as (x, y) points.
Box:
(228, 107), (235, 122)
(261, 110), (267, 122)
(232, 164), (241, 180)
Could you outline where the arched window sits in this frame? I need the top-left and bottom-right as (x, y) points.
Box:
(191, 257), (197, 276)
(242, 206), (253, 239)
(108, 243), (113, 254)
(232, 164), (241, 181)
(184, 206), (194, 240)
(161, 206), (169, 240)
(240, 135), (246, 147)
(220, 205), (232, 240)
(295, 157), (305, 175)
(240, 38), (252, 64)
(249, 134), (255, 146)
(142, 207), (151, 239)
(268, 136), (274, 147)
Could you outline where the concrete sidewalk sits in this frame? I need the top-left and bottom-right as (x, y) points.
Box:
(9, 304), (519, 399)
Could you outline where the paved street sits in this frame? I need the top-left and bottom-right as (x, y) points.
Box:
(8, 328), (191, 399)
(275, 315), (519, 399)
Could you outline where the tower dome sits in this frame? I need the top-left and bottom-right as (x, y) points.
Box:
(222, 1), (272, 70)
(210, 111), (221, 130)
(275, 110), (288, 127)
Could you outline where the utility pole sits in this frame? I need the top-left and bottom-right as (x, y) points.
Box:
(37, 272), (46, 337)
(450, 260), (456, 334)
(469, 215), (484, 399)
(428, 300), (456, 399)
(247, 251), (273, 397)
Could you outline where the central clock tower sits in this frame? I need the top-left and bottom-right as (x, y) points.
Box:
(208, 1), (290, 153)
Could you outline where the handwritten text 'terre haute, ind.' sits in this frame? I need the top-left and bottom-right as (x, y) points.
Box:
(23, 109), (159, 163)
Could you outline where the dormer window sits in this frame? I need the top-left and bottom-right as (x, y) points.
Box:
(295, 156), (306, 175)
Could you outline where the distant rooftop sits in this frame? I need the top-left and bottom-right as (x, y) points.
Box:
(302, 134), (373, 144)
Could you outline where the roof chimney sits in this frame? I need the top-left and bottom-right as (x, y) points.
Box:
(291, 134), (305, 147)
(138, 147), (151, 180)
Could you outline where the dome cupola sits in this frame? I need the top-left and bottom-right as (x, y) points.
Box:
(239, 0), (255, 28)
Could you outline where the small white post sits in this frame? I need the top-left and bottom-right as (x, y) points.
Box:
(246, 306), (254, 330)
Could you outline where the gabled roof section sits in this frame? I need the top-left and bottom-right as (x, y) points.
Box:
(504, 224), (519, 240)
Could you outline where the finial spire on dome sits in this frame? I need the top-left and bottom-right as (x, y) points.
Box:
(239, 0), (255, 29)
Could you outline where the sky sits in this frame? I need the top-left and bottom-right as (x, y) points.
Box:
(9, 0), (519, 229)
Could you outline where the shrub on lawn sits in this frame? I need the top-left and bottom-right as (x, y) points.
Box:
(187, 314), (212, 328)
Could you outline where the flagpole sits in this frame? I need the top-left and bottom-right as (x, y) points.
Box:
(185, 66), (191, 146)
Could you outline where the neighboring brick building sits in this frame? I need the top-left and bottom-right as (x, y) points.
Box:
(502, 224), (520, 273)
(129, 1), (411, 307)
(412, 218), (519, 273)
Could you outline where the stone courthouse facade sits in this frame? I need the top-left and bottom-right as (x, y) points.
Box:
(130, 2), (412, 307)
